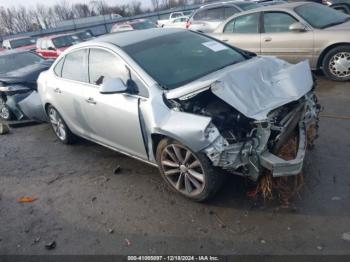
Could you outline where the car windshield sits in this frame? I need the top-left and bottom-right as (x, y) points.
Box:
(10, 38), (36, 48)
(132, 21), (157, 30)
(52, 35), (82, 48)
(123, 31), (246, 89)
(235, 2), (260, 10)
(0, 52), (44, 74)
(295, 3), (350, 29)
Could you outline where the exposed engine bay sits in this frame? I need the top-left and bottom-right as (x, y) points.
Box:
(174, 89), (253, 144)
(168, 88), (321, 181)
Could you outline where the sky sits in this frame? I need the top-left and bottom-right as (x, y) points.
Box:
(0, 0), (152, 9)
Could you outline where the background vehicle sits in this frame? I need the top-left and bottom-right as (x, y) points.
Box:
(36, 34), (82, 59)
(110, 19), (157, 33)
(211, 2), (350, 81)
(186, 1), (260, 32)
(38, 28), (319, 202)
(0, 51), (52, 121)
(74, 30), (95, 41)
(324, 0), (350, 14)
(2, 37), (36, 51)
(162, 16), (189, 28)
(157, 12), (186, 27)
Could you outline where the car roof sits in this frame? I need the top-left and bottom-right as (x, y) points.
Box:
(92, 28), (184, 47)
(5, 36), (34, 41)
(0, 49), (31, 57)
(197, 1), (255, 9)
(39, 33), (77, 40)
(236, 1), (311, 13)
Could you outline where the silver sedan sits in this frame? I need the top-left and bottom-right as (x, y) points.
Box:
(38, 28), (320, 201)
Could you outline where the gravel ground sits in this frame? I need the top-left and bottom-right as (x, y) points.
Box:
(0, 76), (349, 255)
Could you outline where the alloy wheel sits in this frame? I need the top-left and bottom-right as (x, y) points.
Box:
(329, 52), (350, 78)
(0, 97), (10, 120)
(160, 144), (205, 197)
(48, 107), (67, 141)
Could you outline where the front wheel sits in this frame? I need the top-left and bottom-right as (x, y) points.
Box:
(322, 45), (350, 81)
(0, 96), (12, 121)
(156, 138), (224, 202)
(47, 105), (76, 144)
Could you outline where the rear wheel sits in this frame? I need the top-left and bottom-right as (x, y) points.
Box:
(47, 105), (76, 144)
(0, 96), (12, 121)
(322, 45), (350, 81)
(156, 138), (223, 202)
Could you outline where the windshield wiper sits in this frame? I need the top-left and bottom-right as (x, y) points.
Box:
(321, 17), (350, 29)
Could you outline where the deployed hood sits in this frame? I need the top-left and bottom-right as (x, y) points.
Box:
(0, 60), (53, 86)
(166, 56), (313, 121)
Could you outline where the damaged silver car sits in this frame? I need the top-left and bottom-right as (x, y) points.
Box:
(38, 29), (320, 201)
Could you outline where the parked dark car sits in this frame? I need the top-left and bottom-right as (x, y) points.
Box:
(0, 50), (53, 121)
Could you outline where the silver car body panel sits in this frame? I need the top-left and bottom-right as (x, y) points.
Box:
(38, 29), (319, 180)
(17, 91), (47, 122)
(166, 56), (313, 121)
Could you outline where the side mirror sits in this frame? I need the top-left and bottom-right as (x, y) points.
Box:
(99, 77), (128, 94)
(289, 22), (308, 32)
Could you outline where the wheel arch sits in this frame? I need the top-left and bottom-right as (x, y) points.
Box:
(317, 42), (350, 69)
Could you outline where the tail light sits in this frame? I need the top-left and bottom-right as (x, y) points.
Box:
(186, 21), (191, 29)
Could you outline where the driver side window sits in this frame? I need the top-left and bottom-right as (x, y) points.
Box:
(88, 48), (129, 86)
(88, 48), (149, 97)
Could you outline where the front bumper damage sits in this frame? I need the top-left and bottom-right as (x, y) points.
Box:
(203, 92), (320, 180)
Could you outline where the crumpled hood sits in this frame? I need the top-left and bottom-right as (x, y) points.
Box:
(166, 56), (313, 121)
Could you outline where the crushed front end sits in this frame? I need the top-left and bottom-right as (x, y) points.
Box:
(204, 91), (320, 181)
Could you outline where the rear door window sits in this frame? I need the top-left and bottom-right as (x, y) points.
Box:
(61, 49), (88, 82)
(263, 12), (298, 33)
(224, 13), (260, 33)
(54, 57), (65, 77)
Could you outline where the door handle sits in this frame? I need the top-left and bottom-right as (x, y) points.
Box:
(54, 88), (62, 94)
(86, 97), (97, 105)
(222, 39), (229, 42)
(264, 37), (272, 42)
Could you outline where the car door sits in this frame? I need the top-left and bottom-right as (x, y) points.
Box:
(49, 49), (90, 136)
(83, 48), (148, 160)
(260, 11), (314, 64)
(216, 12), (261, 54)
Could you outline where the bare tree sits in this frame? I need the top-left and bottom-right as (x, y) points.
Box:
(151, 0), (161, 11)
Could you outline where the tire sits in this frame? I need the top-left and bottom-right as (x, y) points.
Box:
(156, 138), (224, 202)
(322, 45), (350, 81)
(0, 96), (13, 121)
(47, 105), (76, 144)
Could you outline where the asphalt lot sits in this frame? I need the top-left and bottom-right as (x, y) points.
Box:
(0, 76), (349, 255)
